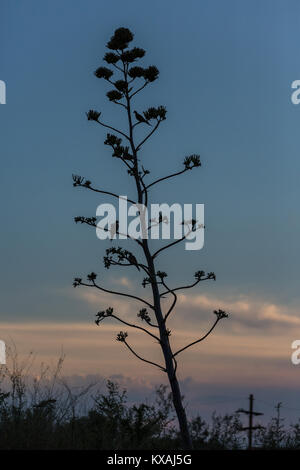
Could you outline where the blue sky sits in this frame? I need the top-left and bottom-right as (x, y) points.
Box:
(1, 0), (300, 321)
(1, 1), (300, 415)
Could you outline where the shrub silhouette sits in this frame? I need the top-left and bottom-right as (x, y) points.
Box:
(0, 352), (298, 449)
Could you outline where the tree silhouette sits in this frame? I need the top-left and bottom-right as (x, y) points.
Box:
(73, 27), (228, 449)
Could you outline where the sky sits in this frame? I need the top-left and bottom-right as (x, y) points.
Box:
(1, 0), (300, 422)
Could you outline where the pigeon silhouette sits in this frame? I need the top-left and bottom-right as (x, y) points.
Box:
(128, 253), (140, 271)
(134, 110), (151, 126)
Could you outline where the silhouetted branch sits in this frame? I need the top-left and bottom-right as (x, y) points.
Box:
(74, 216), (143, 246)
(96, 308), (159, 339)
(161, 279), (177, 322)
(113, 102), (127, 109)
(137, 308), (159, 328)
(104, 246), (147, 271)
(129, 81), (149, 99)
(93, 280), (153, 308)
(173, 320), (219, 358)
(145, 155), (200, 191)
(110, 314), (160, 341)
(159, 271), (216, 297)
(132, 121), (144, 130)
(152, 236), (185, 259)
(173, 310), (228, 358)
(112, 63), (124, 73)
(139, 174), (149, 206)
(73, 179), (136, 205)
(106, 259), (150, 275)
(77, 278), (154, 309)
(136, 120), (162, 151)
(172, 355), (178, 378)
(145, 168), (188, 191)
(152, 221), (205, 259)
(122, 337), (166, 372)
(95, 119), (130, 141)
(152, 227), (194, 259)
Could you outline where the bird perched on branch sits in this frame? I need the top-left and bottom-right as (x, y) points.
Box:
(134, 110), (151, 126)
(128, 253), (140, 271)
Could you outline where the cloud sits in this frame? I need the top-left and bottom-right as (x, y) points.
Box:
(111, 276), (133, 288)
(0, 289), (299, 398)
(260, 304), (300, 326)
(174, 293), (300, 332)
